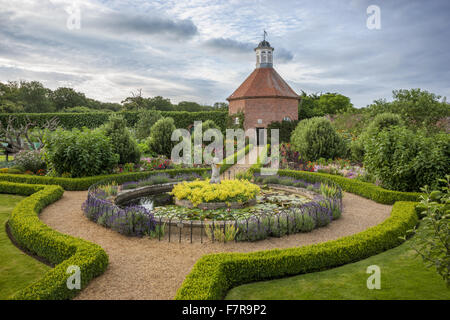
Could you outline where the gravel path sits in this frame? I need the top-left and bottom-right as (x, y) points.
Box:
(39, 190), (392, 300)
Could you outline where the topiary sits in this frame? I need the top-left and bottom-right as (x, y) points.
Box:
(103, 113), (141, 164)
(290, 117), (347, 161)
(148, 117), (176, 158)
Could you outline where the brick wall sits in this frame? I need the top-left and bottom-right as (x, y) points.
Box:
(229, 98), (298, 130)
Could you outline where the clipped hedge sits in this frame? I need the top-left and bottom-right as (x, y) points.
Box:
(0, 111), (228, 131)
(175, 201), (418, 300)
(275, 169), (421, 204)
(0, 168), (210, 191)
(1, 182), (108, 299)
(175, 169), (421, 300)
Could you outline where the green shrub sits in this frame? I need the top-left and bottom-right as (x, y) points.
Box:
(267, 120), (299, 143)
(14, 150), (46, 173)
(352, 113), (403, 162)
(364, 126), (450, 192)
(0, 182), (108, 299)
(0, 167), (210, 190)
(290, 117), (347, 161)
(103, 113), (141, 164)
(405, 176), (450, 287)
(43, 128), (119, 178)
(149, 117), (176, 157)
(135, 109), (162, 139)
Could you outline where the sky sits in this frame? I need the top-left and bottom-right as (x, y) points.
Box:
(0, 0), (449, 108)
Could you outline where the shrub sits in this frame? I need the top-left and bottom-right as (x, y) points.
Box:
(14, 150), (46, 173)
(290, 117), (347, 161)
(364, 126), (450, 191)
(0, 167), (210, 190)
(352, 113), (403, 162)
(0, 182), (108, 299)
(405, 176), (450, 287)
(43, 128), (119, 178)
(135, 108), (162, 139)
(267, 120), (299, 143)
(103, 113), (141, 164)
(149, 117), (176, 157)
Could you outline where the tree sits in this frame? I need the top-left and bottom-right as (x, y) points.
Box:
(298, 92), (320, 120)
(0, 116), (59, 153)
(147, 96), (174, 111)
(51, 87), (87, 111)
(390, 89), (449, 128)
(315, 93), (354, 115)
(18, 81), (55, 113)
(135, 108), (162, 139)
(103, 114), (141, 164)
(149, 117), (176, 157)
(175, 101), (204, 112)
(121, 89), (147, 111)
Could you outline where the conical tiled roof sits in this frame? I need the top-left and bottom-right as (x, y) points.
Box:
(227, 67), (300, 101)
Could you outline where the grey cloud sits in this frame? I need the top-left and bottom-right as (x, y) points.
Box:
(204, 37), (294, 62)
(204, 37), (253, 53)
(275, 47), (294, 62)
(88, 12), (198, 38)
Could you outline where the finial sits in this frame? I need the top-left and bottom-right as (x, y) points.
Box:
(263, 30), (267, 41)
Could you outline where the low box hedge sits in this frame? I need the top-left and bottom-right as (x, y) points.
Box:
(0, 168), (210, 191)
(1, 181), (108, 299)
(275, 169), (421, 204)
(174, 169), (421, 300)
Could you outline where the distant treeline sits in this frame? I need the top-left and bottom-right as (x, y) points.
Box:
(0, 81), (228, 113)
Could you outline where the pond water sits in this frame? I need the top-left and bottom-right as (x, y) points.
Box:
(121, 192), (174, 211)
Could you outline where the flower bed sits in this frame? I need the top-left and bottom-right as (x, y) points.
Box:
(171, 179), (260, 207)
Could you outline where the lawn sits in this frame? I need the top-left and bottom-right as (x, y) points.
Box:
(0, 194), (50, 299)
(225, 225), (450, 300)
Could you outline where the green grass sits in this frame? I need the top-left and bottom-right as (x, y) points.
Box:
(225, 226), (450, 300)
(0, 194), (50, 299)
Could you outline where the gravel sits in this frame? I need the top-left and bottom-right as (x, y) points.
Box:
(39, 189), (392, 300)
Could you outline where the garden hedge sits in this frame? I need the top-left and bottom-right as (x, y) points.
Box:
(275, 169), (421, 204)
(0, 168), (210, 191)
(175, 169), (421, 300)
(0, 182), (108, 299)
(0, 111), (228, 131)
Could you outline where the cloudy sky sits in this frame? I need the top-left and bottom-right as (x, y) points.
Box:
(1, 0), (449, 107)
